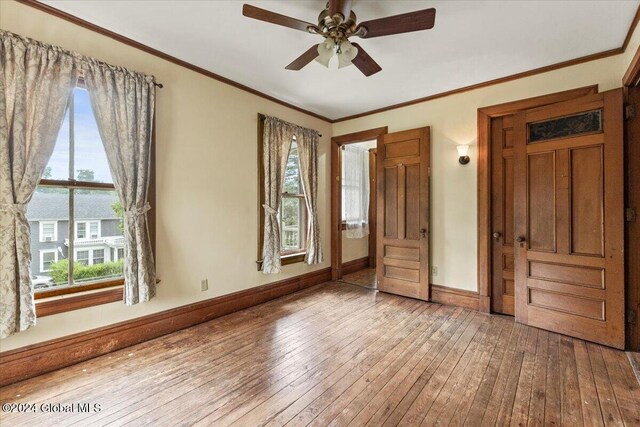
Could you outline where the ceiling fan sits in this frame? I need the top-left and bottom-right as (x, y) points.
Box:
(242, 1), (436, 77)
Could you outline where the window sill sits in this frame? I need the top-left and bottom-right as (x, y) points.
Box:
(36, 287), (123, 317)
(35, 278), (162, 317)
(256, 252), (306, 271)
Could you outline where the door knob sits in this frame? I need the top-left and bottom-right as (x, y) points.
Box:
(420, 228), (427, 237)
(515, 236), (526, 243)
(492, 232), (501, 240)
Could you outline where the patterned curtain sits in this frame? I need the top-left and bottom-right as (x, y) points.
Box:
(261, 116), (294, 274)
(0, 30), (78, 338)
(296, 128), (323, 265)
(83, 62), (156, 304)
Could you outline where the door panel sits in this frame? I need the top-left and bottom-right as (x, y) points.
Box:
(377, 127), (430, 300)
(514, 89), (624, 349)
(491, 116), (516, 315)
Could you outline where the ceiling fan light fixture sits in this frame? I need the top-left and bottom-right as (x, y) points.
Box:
(337, 39), (358, 68)
(316, 37), (336, 68)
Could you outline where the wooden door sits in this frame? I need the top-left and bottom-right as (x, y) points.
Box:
(376, 127), (430, 300)
(514, 89), (625, 348)
(368, 149), (377, 269)
(491, 115), (516, 315)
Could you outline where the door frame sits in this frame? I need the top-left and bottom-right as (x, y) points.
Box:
(331, 127), (388, 280)
(476, 85), (599, 313)
(624, 49), (640, 350)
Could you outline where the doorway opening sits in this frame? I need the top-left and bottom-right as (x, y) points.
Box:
(331, 127), (387, 288)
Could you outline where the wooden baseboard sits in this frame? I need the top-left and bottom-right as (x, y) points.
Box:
(341, 257), (370, 276)
(0, 267), (331, 387)
(431, 284), (480, 311)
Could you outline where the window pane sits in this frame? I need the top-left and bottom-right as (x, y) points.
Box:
(76, 250), (89, 265)
(93, 249), (105, 265)
(283, 141), (301, 194)
(73, 88), (113, 184)
(281, 196), (305, 252)
(27, 187), (69, 290)
(89, 221), (99, 238)
(43, 106), (71, 181)
(73, 189), (124, 284)
(76, 222), (86, 239)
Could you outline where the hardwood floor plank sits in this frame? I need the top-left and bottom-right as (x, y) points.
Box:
(559, 336), (584, 426)
(1, 283), (638, 427)
(573, 339), (605, 427)
(526, 329), (549, 427)
(544, 332), (562, 426)
(586, 343), (625, 426)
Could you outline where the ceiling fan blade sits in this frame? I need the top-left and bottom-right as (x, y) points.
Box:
(328, 0), (353, 22)
(350, 43), (382, 77)
(285, 45), (320, 70)
(357, 8), (436, 38)
(242, 4), (316, 33)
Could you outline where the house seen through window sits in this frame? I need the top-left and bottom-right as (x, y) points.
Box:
(27, 86), (125, 293)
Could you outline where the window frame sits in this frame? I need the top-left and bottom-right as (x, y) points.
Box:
(33, 82), (157, 317)
(39, 221), (58, 242)
(256, 114), (308, 270)
(39, 249), (58, 273)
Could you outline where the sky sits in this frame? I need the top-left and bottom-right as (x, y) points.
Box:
(45, 88), (113, 183)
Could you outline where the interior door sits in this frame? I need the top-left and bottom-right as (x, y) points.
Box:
(513, 89), (625, 348)
(491, 115), (516, 315)
(376, 127), (430, 300)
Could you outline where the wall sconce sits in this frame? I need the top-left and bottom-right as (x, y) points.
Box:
(457, 145), (470, 165)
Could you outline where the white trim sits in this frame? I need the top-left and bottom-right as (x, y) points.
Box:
(39, 249), (58, 272)
(39, 221), (58, 243)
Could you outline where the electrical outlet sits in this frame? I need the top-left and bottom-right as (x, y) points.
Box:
(200, 278), (209, 291)
(431, 266), (438, 276)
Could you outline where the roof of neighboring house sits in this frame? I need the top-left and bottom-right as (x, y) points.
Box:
(27, 191), (120, 221)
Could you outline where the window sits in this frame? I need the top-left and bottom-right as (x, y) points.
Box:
(280, 141), (307, 254)
(39, 221), (58, 242)
(76, 250), (89, 266)
(75, 220), (100, 239)
(257, 115), (308, 268)
(26, 86), (130, 297)
(93, 249), (105, 264)
(40, 250), (58, 272)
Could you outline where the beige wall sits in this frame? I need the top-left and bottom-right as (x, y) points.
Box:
(333, 53), (626, 293)
(0, 0), (635, 351)
(623, 20), (640, 76)
(0, 1), (332, 352)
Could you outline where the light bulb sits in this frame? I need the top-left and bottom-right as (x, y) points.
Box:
(316, 38), (336, 68)
(337, 40), (358, 68)
(456, 145), (469, 157)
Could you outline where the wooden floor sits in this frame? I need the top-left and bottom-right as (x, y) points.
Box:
(341, 268), (376, 289)
(1, 282), (639, 426)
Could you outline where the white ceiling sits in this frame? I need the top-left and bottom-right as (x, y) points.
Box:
(43, 0), (639, 120)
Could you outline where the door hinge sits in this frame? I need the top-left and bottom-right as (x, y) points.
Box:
(627, 308), (637, 324)
(626, 207), (637, 222)
(625, 104), (636, 120)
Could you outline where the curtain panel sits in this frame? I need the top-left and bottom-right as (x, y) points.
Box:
(83, 62), (157, 304)
(0, 30), (78, 338)
(342, 144), (370, 239)
(261, 116), (323, 273)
